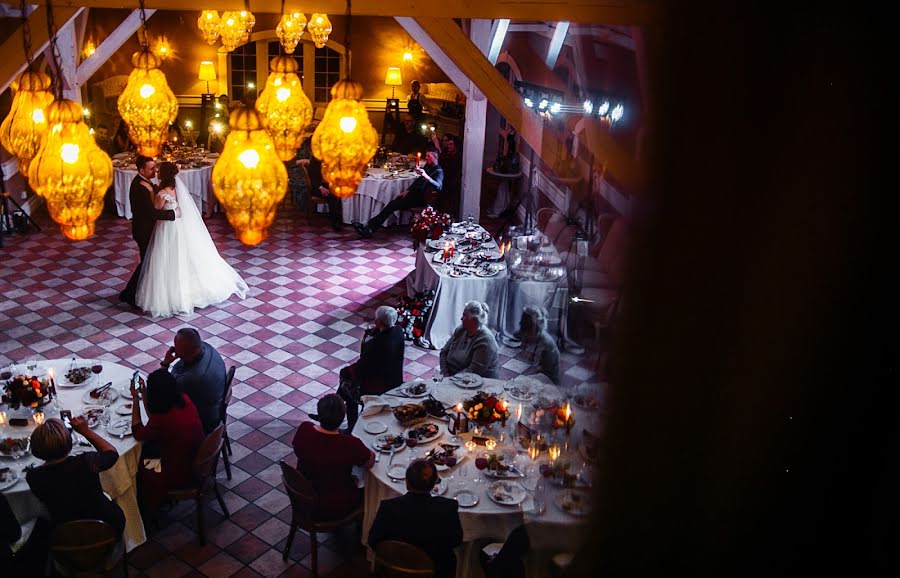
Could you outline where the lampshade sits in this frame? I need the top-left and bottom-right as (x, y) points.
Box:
(117, 49), (179, 157)
(276, 12), (307, 54)
(312, 80), (378, 199)
(256, 56), (312, 161)
(307, 13), (332, 49)
(28, 99), (113, 240)
(384, 67), (402, 87)
(211, 107), (287, 246)
(197, 10), (221, 46)
(0, 70), (54, 175)
(198, 61), (217, 81)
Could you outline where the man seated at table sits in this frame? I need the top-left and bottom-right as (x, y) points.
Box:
(368, 459), (463, 578)
(440, 301), (500, 378)
(352, 150), (443, 239)
(293, 136), (343, 231)
(337, 306), (405, 431)
(161, 327), (227, 434)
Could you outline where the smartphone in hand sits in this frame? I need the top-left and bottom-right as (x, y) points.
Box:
(59, 409), (73, 430)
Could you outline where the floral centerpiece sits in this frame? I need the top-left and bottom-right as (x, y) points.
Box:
(411, 206), (452, 243)
(2, 374), (50, 409)
(461, 391), (510, 425)
(530, 397), (576, 432)
(396, 290), (435, 348)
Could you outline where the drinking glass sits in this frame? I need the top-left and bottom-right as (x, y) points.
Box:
(91, 359), (104, 387)
(25, 358), (37, 374)
(406, 435), (418, 461)
(467, 214), (475, 227)
(457, 463), (469, 490)
(474, 453), (489, 485)
(432, 368), (443, 384)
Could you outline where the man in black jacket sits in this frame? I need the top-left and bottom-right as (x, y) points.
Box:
(337, 306), (405, 431)
(353, 150), (443, 238)
(118, 156), (177, 306)
(368, 459), (463, 578)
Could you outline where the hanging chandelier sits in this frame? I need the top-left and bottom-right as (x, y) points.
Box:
(256, 55), (312, 161)
(276, 10), (307, 54)
(307, 13), (332, 48)
(197, 10), (221, 45)
(118, 47), (178, 156)
(219, 6), (255, 52)
(29, 3), (112, 241)
(211, 107), (287, 246)
(1, 2), (54, 175)
(312, 2), (376, 198)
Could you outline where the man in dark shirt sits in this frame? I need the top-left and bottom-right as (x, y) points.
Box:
(118, 156), (178, 307)
(368, 459), (463, 578)
(337, 306), (405, 431)
(161, 328), (227, 434)
(390, 113), (428, 154)
(353, 150), (443, 238)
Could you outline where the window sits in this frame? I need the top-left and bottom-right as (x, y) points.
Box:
(267, 41), (303, 83)
(314, 45), (341, 103)
(229, 42), (256, 102)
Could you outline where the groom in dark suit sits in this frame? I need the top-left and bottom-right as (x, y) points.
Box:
(119, 155), (178, 306)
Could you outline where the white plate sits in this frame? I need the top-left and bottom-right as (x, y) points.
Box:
(556, 489), (592, 516)
(475, 266), (501, 277)
(116, 402), (134, 416)
(0, 438), (30, 459)
(447, 268), (469, 278)
(454, 490), (479, 507)
(372, 434), (406, 453)
(387, 465), (407, 480)
(450, 373), (483, 389)
(426, 239), (447, 250)
(106, 419), (132, 437)
(432, 252), (451, 263)
(82, 387), (119, 405)
(432, 452), (466, 472)
(405, 422), (442, 444)
(60, 366), (93, 387)
(400, 383), (431, 398)
(430, 476), (447, 496)
(113, 153), (130, 159)
(82, 405), (106, 428)
(119, 387), (133, 400)
(505, 386), (534, 401)
(488, 481), (527, 505)
(364, 420), (387, 435)
(0, 470), (21, 491)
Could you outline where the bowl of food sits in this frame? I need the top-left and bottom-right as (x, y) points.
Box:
(392, 403), (427, 427)
(0, 437), (30, 459)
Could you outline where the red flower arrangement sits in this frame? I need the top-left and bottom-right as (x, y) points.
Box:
(411, 206), (452, 243)
(396, 290), (436, 347)
(461, 391), (510, 425)
(2, 374), (50, 408)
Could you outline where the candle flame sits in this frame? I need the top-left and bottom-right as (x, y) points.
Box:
(516, 403), (523, 420)
(47, 368), (54, 378)
(456, 402), (463, 412)
(565, 403), (571, 421)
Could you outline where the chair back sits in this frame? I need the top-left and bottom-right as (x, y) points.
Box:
(279, 460), (319, 529)
(220, 366), (236, 423)
(374, 540), (435, 577)
(193, 423), (225, 484)
(301, 164), (321, 201)
(50, 519), (118, 573)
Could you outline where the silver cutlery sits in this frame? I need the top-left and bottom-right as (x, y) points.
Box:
(375, 451), (381, 463)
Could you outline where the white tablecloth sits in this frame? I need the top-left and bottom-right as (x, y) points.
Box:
(354, 377), (590, 578)
(407, 226), (508, 349)
(340, 168), (418, 225)
(114, 164), (214, 219)
(1, 359), (147, 551)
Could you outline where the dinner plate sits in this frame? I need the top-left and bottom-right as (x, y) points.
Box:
(399, 383), (431, 398)
(454, 490), (479, 507)
(447, 268), (469, 278)
(483, 464), (525, 479)
(459, 244), (480, 254)
(405, 422), (442, 444)
(0, 470), (21, 491)
(82, 405), (106, 428)
(430, 476), (447, 496)
(119, 387), (133, 400)
(505, 385), (534, 401)
(487, 481), (528, 506)
(82, 387), (119, 405)
(372, 434), (406, 453)
(364, 420), (388, 435)
(475, 266), (501, 278)
(556, 489), (592, 517)
(450, 373), (483, 389)
(426, 239), (446, 250)
(478, 250), (503, 261)
(113, 153), (130, 159)
(387, 465), (407, 480)
(116, 402), (134, 416)
(432, 252), (450, 263)
(106, 419), (132, 437)
(432, 452), (466, 472)
(0, 438), (30, 459)
(60, 365), (93, 387)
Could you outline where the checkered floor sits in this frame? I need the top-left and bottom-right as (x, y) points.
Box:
(0, 207), (601, 577)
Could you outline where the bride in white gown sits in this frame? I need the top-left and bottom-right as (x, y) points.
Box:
(136, 163), (248, 317)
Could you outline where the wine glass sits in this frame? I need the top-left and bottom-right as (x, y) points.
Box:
(527, 439), (542, 478)
(406, 435), (418, 461)
(25, 359), (37, 374)
(91, 359), (104, 387)
(457, 463), (469, 490)
(474, 453), (489, 485)
(432, 368), (443, 384)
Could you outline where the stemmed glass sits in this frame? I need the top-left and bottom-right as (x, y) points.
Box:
(474, 453), (489, 485)
(432, 368), (443, 385)
(406, 435), (418, 461)
(91, 359), (104, 388)
(25, 359), (37, 375)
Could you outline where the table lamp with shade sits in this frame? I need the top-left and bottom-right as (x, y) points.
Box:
(382, 67), (403, 145)
(199, 61), (217, 94)
(198, 61), (217, 148)
(385, 67), (402, 99)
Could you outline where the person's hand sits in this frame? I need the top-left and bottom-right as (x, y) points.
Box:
(138, 377), (147, 401)
(129, 377), (139, 399)
(71, 415), (90, 435)
(415, 167), (424, 176)
(162, 347), (178, 366)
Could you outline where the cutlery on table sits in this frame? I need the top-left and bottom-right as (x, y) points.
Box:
(375, 451), (381, 463)
(90, 381), (113, 398)
(388, 446), (396, 465)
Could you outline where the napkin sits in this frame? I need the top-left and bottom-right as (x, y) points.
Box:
(360, 395), (390, 417)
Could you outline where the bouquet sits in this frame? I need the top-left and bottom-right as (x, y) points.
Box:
(411, 206), (452, 243)
(461, 391), (510, 425)
(396, 290), (435, 346)
(2, 374), (50, 408)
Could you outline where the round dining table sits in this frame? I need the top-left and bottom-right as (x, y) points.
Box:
(1, 359), (148, 552)
(113, 161), (215, 219)
(353, 375), (594, 578)
(339, 168), (418, 225)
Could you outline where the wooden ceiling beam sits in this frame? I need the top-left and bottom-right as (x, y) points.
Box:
(0, 5), (81, 95)
(40, 1), (659, 25)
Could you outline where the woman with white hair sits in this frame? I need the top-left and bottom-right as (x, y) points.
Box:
(337, 305), (405, 430)
(519, 306), (561, 384)
(439, 301), (500, 378)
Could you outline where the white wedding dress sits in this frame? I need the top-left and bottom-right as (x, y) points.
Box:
(135, 176), (248, 317)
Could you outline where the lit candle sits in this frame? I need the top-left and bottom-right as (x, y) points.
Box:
(564, 403), (572, 434)
(33, 411), (45, 425)
(465, 440), (477, 453)
(549, 444), (561, 462)
(416, 152), (421, 168)
(516, 403), (523, 422)
(0, 411), (6, 426)
(485, 439), (497, 452)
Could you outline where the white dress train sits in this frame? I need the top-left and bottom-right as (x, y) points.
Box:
(135, 176), (248, 317)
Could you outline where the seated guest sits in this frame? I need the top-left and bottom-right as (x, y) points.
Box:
(26, 417), (126, 537)
(353, 150), (443, 238)
(162, 327), (226, 434)
(481, 524), (529, 578)
(292, 136), (344, 231)
(519, 306), (561, 384)
(337, 305), (405, 431)
(368, 459), (463, 578)
(431, 133), (461, 216)
(390, 112), (429, 154)
(291, 395), (375, 520)
(440, 301), (500, 378)
(132, 369), (204, 513)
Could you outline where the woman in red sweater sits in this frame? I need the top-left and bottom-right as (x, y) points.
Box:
(131, 368), (204, 513)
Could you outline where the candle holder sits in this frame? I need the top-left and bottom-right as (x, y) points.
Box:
(485, 438), (497, 452)
(464, 440), (477, 454)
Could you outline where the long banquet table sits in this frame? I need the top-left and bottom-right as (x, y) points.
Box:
(1, 359), (148, 551)
(353, 376), (592, 578)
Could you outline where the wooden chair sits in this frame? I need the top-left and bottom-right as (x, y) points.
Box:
(279, 460), (363, 577)
(374, 540), (435, 577)
(166, 423), (230, 545)
(219, 366), (236, 480)
(50, 519), (127, 577)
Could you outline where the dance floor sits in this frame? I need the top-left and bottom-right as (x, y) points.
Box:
(0, 207), (601, 577)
